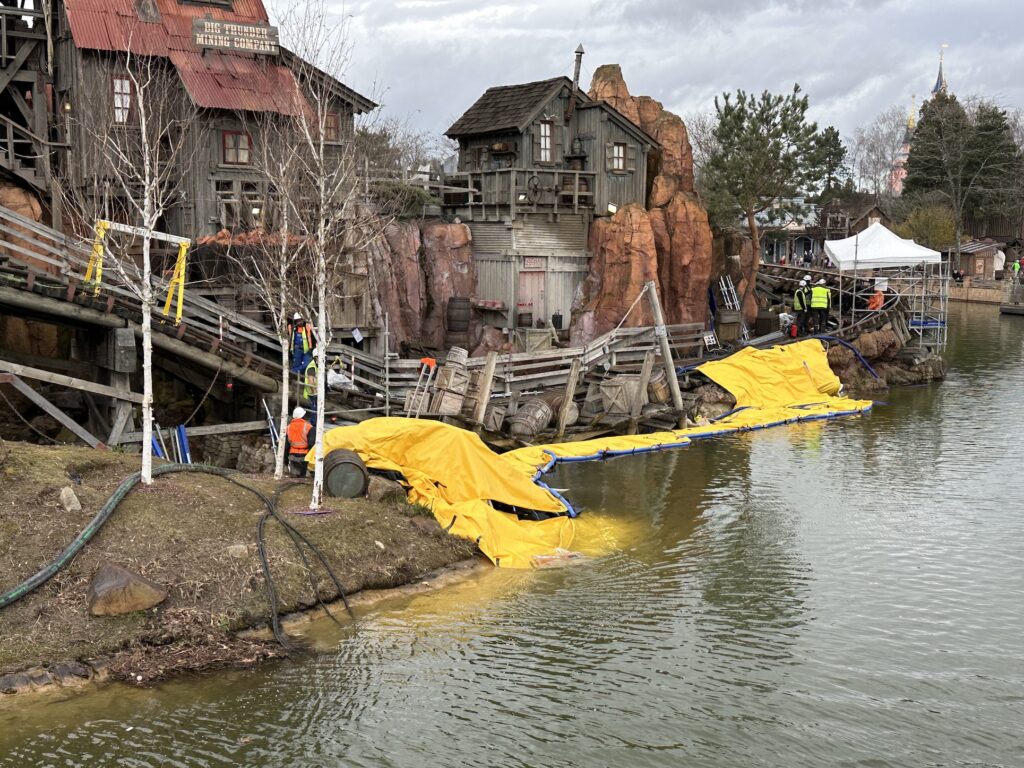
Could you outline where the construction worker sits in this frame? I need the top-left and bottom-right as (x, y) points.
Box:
(810, 278), (832, 333)
(303, 357), (318, 423)
(286, 407), (312, 478)
(288, 313), (316, 373)
(793, 279), (811, 336)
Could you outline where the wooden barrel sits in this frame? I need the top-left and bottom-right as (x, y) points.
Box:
(508, 399), (552, 438)
(648, 368), (671, 404)
(517, 311), (533, 328)
(323, 449), (369, 499)
(446, 297), (471, 332)
(446, 346), (469, 368)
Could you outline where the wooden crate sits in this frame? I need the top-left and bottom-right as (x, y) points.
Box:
(600, 375), (645, 415)
(430, 388), (465, 416)
(435, 366), (469, 394)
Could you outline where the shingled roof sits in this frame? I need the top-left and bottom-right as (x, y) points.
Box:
(446, 77), (586, 138)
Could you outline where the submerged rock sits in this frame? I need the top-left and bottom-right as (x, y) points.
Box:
(88, 563), (168, 617)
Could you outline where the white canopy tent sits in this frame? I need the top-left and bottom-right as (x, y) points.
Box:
(824, 222), (941, 270)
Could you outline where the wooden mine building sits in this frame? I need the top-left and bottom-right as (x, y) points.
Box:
(0, 0), (374, 238)
(444, 50), (659, 332)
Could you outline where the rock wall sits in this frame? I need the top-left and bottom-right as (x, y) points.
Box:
(367, 218), (475, 352)
(571, 66), (714, 343)
(827, 328), (946, 392)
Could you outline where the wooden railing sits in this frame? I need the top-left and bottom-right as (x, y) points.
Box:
(443, 168), (597, 216)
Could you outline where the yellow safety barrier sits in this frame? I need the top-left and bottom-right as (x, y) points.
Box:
(318, 340), (873, 569)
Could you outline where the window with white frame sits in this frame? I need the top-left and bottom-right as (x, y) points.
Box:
(113, 76), (132, 124)
(539, 121), (553, 163)
(612, 143), (626, 171)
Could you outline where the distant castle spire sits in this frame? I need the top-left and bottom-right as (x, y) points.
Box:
(932, 45), (949, 95)
(907, 95), (917, 132)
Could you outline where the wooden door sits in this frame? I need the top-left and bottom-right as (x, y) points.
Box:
(518, 270), (545, 325)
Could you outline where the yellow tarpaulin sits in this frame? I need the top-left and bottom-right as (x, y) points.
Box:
(318, 419), (573, 569)
(319, 340), (871, 569)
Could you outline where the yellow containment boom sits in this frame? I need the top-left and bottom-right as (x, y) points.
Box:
(319, 340), (873, 569)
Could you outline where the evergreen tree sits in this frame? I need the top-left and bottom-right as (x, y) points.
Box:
(904, 93), (1022, 254)
(815, 126), (849, 198)
(701, 85), (826, 306)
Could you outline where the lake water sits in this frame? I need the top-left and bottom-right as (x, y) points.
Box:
(2, 302), (1022, 767)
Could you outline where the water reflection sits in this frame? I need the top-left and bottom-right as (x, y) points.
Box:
(3, 304), (1024, 768)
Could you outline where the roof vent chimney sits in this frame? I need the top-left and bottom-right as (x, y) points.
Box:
(566, 44), (585, 123)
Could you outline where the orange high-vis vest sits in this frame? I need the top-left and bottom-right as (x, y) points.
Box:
(287, 418), (312, 455)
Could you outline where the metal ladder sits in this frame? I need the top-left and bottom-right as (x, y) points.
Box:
(718, 276), (750, 342)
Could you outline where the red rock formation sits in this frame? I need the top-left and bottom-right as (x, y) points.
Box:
(588, 65), (695, 195)
(650, 193), (713, 326)
(571, 66), (713, 342)
(368, 218), (475, 351)
(571, 204), (659, 345)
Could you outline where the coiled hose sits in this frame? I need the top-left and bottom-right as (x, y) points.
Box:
(0, 464), (352, 648)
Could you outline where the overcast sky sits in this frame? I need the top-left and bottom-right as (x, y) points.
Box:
(328, 0), (1023, 141)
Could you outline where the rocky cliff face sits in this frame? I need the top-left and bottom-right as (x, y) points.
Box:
(571, 66), (714, 343)
(367, 219), (475, 351)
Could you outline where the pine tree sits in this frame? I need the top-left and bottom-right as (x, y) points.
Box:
(701, 85), (826, 306)
(904, 93), (1022, 255)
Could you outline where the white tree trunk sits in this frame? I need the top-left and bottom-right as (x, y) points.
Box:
(275, 339), (289, 480)
(309, 248), (328, 510)
(140, 235), (154, 484)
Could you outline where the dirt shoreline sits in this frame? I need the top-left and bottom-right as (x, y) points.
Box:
(0, 443), (480, 697)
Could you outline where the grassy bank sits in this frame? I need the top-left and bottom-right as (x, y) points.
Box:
(0, 442), (475, 685)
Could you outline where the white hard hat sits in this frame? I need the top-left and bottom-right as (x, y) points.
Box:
(292, 407), (306, 419)
(799, 280), (807, 286)
(293, 312), (302, 321)
(817, 278), (827, 285)
(803, 274), (812, 281)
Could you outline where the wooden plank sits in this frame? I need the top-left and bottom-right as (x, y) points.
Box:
(107, 402), (135, 445)
(473, 351), (498, 424)
(555, 358), (582, 438)
(118, 420), (267, 444)
(9, 375), (102, 448)
(0, 359), (144, 404)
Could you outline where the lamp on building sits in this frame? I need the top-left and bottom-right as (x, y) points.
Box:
(607, 203), (618, 214)
(62, 101), (72, 113)
(251, 206), (261, 217)
(517, 193), (528, 202)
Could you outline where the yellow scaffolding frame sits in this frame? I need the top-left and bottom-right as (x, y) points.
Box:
(85, 220), (192, 326)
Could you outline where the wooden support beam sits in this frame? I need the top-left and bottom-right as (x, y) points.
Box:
(117, 420), (267, 444)
(0, 40), (38, 93)
(628, 351), (655, 435)
(0, 359), (143, 403)
(107, 402), (133, 445)
(555, 357), (582, 438)
(8, 375), (102, 448)
(472, 351), (498, 425)
(644, 281), (684, 412)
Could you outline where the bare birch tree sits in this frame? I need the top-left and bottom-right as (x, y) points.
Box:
(54, 51), (202, 484)
(272, 0), (394, 509)
(224, 132), (304, 480)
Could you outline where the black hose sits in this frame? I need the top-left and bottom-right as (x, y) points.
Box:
(0, 464), (354, 648)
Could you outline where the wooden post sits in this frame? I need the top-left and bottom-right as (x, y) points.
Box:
(9, 375), (102, 448)
(628, 350), (655, 435)
(473, 351), (498, 425)
(644, 280), (684, 412)
(555, 357), (582, 438)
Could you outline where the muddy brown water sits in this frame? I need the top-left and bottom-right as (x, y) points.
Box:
(2, 302), (1023, 767)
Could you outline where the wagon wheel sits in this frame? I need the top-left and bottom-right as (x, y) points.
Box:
(525, 175), (542, 204)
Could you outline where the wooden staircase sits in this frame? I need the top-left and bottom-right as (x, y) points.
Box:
(0, 115), (47, 192)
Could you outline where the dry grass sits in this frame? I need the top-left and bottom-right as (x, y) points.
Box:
(0, 443), (476, 679)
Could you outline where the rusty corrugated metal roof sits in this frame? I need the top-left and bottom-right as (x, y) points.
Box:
(62, 0), (329, 115)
